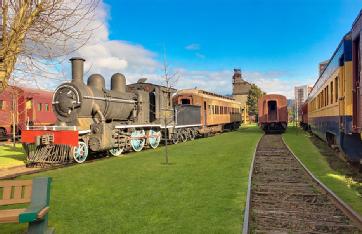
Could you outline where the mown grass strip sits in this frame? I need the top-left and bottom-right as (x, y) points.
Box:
(283, 127), (362, 215)
(1, 125), (262, 234)
(0, 143), (25, 168)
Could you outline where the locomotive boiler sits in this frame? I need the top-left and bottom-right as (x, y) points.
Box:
(53, 58), (136, 125)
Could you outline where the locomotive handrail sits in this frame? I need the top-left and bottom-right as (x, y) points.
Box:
(83, 95), (137, 104)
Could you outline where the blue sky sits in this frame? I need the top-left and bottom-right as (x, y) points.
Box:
(73, 0), (362, 98)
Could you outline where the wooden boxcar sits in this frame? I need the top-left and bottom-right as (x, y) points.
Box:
(258, 94), (288, 133)
(0, 86), (56, 139)
(173, 89), (243, 134)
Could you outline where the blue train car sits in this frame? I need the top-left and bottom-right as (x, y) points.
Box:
(307, 26), (362, 162)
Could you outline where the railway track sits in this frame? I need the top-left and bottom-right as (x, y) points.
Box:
(243, 134), (362, 234)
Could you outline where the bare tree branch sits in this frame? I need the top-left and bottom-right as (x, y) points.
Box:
(0, 0), (99, 93)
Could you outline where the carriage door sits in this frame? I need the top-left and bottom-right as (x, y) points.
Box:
(352, 32), (362, 131)
(357, 35), (362, 130)
(204, 101), (207, 126)
(149, 92), (156, 122)
(268, 100), (277, 122)
(26, 98), (34, 125)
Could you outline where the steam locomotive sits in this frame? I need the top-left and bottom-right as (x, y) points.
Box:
(21, 57), (242, 166)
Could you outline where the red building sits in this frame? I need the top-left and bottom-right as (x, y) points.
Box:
(0, 86), (56, 138)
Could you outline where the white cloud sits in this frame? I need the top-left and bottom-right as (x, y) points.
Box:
(18, 1), (312, 99)
(185, 43), (200, 51)
(169, 69), (313, 99)
(195, 53), (206, 59)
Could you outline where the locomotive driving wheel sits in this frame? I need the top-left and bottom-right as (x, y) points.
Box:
(130, 130), (146, 152)
(181, 129), (188, 143)
(109, 147), (124, 157)
(172, 133), (179, 144)
(148, 129), (161, 149)
(188, 128), (196, 141)
(73, 142), (88, 163)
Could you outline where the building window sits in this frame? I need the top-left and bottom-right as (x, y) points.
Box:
(38, 103), (42, 111)
(45, 104), (49, 111)
(0, 100), (3, 110)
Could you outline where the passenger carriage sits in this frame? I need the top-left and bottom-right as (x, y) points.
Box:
(258, 94), (288, 133)
(307, 28), (362, 162)
(0, 86), (56, 139)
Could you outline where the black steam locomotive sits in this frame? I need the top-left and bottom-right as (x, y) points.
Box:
(22, 57), (201, 165)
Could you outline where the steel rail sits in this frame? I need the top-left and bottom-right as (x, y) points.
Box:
(242, 134), (362, 233)
(282, 137), (362, 230)
(242, 134), (262, 234)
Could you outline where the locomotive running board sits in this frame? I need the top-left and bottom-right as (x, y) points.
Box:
(115, 124), (202, 129)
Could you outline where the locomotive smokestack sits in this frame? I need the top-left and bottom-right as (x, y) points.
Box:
(70, 57), (85, 83)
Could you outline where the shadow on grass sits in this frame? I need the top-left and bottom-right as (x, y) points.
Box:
(0, 144), (26, 164)
(289, 126), (362, 194)
(236, 124), (262, 134)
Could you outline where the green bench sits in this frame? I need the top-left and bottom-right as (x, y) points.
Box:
(0, 177), (54, 234)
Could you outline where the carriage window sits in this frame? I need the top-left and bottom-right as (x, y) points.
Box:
(45, 104), (49, 111)
(26, 99), (33, 109)
(38, 103), (42, 111)
(335, 77), (339, 102)
(181, 99), (190, 104)
(330, 81), (333, 104)
(0, 100), (3, 110)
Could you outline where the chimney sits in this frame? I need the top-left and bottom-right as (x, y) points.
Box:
(70, 57), (85, 83)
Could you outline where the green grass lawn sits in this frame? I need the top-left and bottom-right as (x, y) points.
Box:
(0, 143), (26, 169)
(283, 127), (362, 215)
(1, 125), (262, 234)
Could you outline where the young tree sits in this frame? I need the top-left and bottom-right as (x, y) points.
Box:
(0, 0), (99, 93)
(161, 47), (179, 165)
(246, 84), (264, 119)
